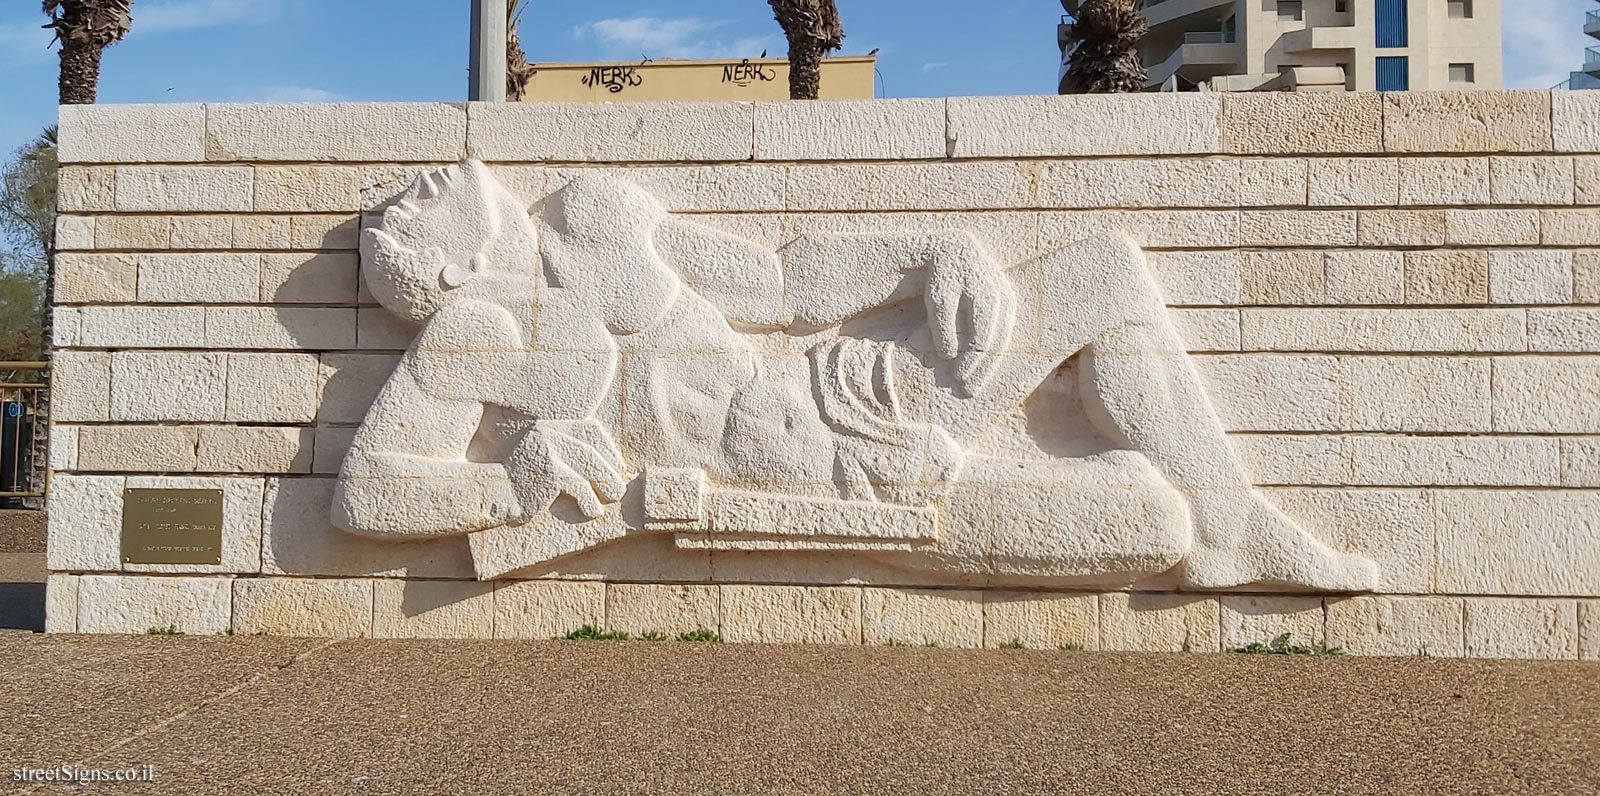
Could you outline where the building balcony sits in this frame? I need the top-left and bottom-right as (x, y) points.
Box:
(1134, 0), (1237, 31)
(1569, 71), (1600, 90)
(1587, 45), (1600, 75)
(1145, 33), (1239, 88)
(1587, 9), (1600, 38)
(1280, 25), (1359, 54)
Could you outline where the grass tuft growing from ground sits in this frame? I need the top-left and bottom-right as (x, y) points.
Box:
(1228, 633), (1344, 656)
(565, 625), (629, 641)
(677, 629), (721, 643)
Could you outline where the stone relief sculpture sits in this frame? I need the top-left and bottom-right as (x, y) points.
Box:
(334, 160), (1378, 592)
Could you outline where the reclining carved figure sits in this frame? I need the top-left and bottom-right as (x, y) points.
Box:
(334, 160), (1378, 592)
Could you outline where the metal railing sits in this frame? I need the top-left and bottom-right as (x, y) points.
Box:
(1589, 45), (1600, 67)
(0, 362), (47, 506)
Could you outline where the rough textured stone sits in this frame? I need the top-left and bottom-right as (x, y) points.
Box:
(206, 103), (467, 162)
(1145, 250), (1241, 305)
(1582, 601), (1600, 661)
(1576, 157), (1600, 204)
(54, 253), (137, 303)
(57, 166), (115, 212)
(754, 98), (945, 160)
(1242, 309), (1525, 353)
(1348, 435), (1559, 487)
(605, 584), (719, 636)
(861, 588), (983, 648)
(1307, 158), (1398, 206)
(290, 215), (361, 249)
(44, 574), (78, 633)
(260, 478), (474, 578)
(469, 101), (753, 162)
(1037, 159), (1237, 209)
(1265, 488), (1435, 594)
(1383, 92), (1552, 153)
(1237, 158), (1308, 206)
(1195, 354), (1340, 432)
(1339, 356), (1492, 433)
(76, 425), (200, 472)
(1171, 308), (1240, 351)
(720, 585), (861, 644)
(316, 353), (400, 424)
(373, 579), (494, 639)
(59, 103), (206, 163)
(1489, 251), (1572, 304)
(1553, 90), (1600, 152)
(50, 425), (79, 472)
(951, 93), (1221, 157)
(1231, 434), (1349, 485)
(1560, 437), (1600, 487)
(76, 575), (233, 635)
(1492, 356), (1600, 433)
(1437, 492), (1600, 597)
(1221, 93), (1381, 154)
(46, 474), (124, 571)
(1404, 251), (1488, 304)
(785, 162), (1034, 212)
(311, 426), (357, 475)
(1099, 592), (1220, 653)
(197, 426), (313, 474)
(980, 591), (1098, 650)
(233, 215), (292, 249)
(1241, 250), (1325, 304)
(51, 351), (111, 423)
(494, 580), (605, 639)
(1490, 156), (1574, 204)
(232, 577), (373, 637)
(1398, 158), (1491, 205)
(137, 253), (261, 303)
(121, 475), (264, 575)
(114, 166), (253, 212)
(92, 216), (171, 250)
(1540, 209), (1600, 246)
(1219, 596), (1325, 649)
(1357, 209), (1447, 246)
(260, 252), (360, 304)
(170, 215), (234, 249)
(54, 215), (94, 250)
(225, 353), (319, 423)
(253, 166), (362, 212)
(1445, 210), (1540, 247)
(1326, 596), (1465, 657)
(1239, 211), (1356, 247)
(1324, 250), (1404, 305)
(1575, 252), (1600, 304)
(1464, 598), (1579, 660)
(109, 352), (228, 422)
(79, 306), (207, 349)
(204, 307), (357, 350)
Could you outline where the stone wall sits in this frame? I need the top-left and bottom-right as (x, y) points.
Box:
(45, 92), (1600, 660)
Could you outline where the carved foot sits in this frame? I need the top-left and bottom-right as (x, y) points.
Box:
(1180, 494), (1379, 593)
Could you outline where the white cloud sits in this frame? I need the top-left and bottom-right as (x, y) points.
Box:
(922, 62), (948, 73)
(239, 85), (345, 103)
(1502, 0), (1592, 88)
(573, 16), (777, 60)
(136, 0), (281, 35)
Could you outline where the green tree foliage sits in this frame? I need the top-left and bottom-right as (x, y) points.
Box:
(0, 128), (58, 360)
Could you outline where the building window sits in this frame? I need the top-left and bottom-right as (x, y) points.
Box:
(1450, 62), (1476, 83)
(1335, 0), (1349, 11)
(1448, 0), (1473, 18)
(1277, 1), (1303, 21)
(1376, 55), (1410, 91)
(1375, 0), (1409, 48)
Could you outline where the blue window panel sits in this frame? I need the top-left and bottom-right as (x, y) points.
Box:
(1375, 0), (1409, 48)
(1376, 56), (1410, 91)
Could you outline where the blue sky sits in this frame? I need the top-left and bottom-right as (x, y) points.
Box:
(0, 0), (1592, 157)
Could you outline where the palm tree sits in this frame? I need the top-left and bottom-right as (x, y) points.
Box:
(1064, 0), (1147, 94)
(767, 0), (844, 100)
(42, 0), (133, 105)
(506, 0), (536, 100)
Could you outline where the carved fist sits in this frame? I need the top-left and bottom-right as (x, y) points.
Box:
(925, 245), (1017, 397)
(504, 419), (628, 520)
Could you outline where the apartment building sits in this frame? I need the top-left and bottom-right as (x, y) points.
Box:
(1058, 0), (1502, 92)
(1568, 0), (1600, 89)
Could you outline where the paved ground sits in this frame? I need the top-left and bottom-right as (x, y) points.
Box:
(1, 633), (1595, 795)
(0, 510), (44, 633)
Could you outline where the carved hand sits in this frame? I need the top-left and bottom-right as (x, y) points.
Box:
(504, 419), (628, 521)
(925, 251), (1017, 396)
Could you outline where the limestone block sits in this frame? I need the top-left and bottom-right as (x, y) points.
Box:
(76, 575), (232, 635)
(92, 216), (171, 250)
(1581, 601), (1599, 661)
(109, 352), (228, 422)
(55, 215), (94, 250)
(50, 351), (111, 423)
(76, 425), (200, 472)
(1266, 488), (1435, 594)
(170, 216), (234, 249)
(204, 307), (357, 350)
(605, 584), (719, 636)
(225, 353), (319, 423)
(316, 353), (401, 424)
(253, 166), (362, 212)
(1445, 210), (1540, 247)
(53, 307), (80, 348)
(50, 426), (79, 471)
(355, 308), (416, 350)
(1438, 492), (1600, 597)
(1231, 433), (1348, 485)
(1561, 438), (1600, 487)
(1492, 356), (1600, 433)
(1171, 309), (1240, 351)
(1553, 90), (1600, 152)
(1099, 592), (1219, 653)
(1307, 158), (1398, 206)
(1237, 158), (1308, 206)
(1356, 209), (1447, 246)
(206, 103), (467, 162)
(1325, 597), (1464, 657)
(1036, 159), (1237, 209)
(950, 93), (1221, 157)
(59, 103), (205, 163)
(54, 253), (137, 303)
(232, 215), (292, 249)
(291, 215), (361, 249)
(468, 101), (752, 162)
(861, 588), (983, 648)
(46, 474), (124, 571)
(1220, 596), (1324, 649)
(137, 253), (261, 303)
(1464, 598), (1578, 660)
(197, 426), (313, 474)
(1324, 250), (1404, 305)
(44, 574), (78, 633)
(1576, 252), (1600, 304)
(1240, 251), (1324, 304)
(785, 161), (1034, 212)
(1490, 251), (1572, 305)
(1348, 435), (1559, 487)
(1340, 356), (1492, 433)
(114, 166), (253, 212)
(1384, 91), (1551, 153)
(1540, 209), (1600, 246)
(1490, 156), (1574, 204)
(1194, 354), (1340, 432)
(57, 166), (115, 212)
(547, 165), (784, 214)
(372, 579), (493, 639)
(753, 98), (945, 160)
(720, 585), (861, 644)
(1244, 309), (1525, 354)
(260, 478), (474, 578)
(1221, 92), (1381, 154)
(121, 475), (264, 574)
(260, 252), (360, 304)
(784, 210), (1038, 268)
(79, 306), (207, 349)
(1239, 211), (1356, 247)
(362, 164), (452, 211)
(494, 580), (605, 639)
(1576, 157), (1600, 204)
(1397, 158), (1490, 205)
(311, 426), (356, 474)
(1039, 210), (1240, 249)
(1144, 251), (1241, 305)
(1403, 251), (1488, 304)
(232, 577), (374, 637)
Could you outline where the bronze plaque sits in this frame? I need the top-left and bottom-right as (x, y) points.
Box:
(121, 488), (224, 565)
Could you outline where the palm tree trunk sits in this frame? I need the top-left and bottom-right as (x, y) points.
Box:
(786, 37), (823, 99)
(57, 41), (101, 105)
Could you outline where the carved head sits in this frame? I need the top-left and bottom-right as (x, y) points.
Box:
(361, 160), (539, 323)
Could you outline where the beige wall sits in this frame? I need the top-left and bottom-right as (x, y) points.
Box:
(519, 56), (876, 102)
